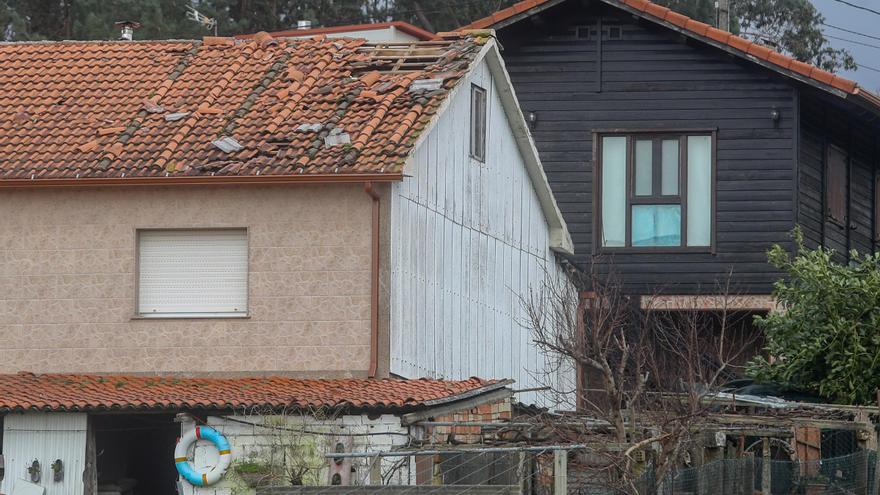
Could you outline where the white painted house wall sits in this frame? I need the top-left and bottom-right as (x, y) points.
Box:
(389, 49), (574, 407)
(282, 26), (420, 43)
(1, 413), (87, 495)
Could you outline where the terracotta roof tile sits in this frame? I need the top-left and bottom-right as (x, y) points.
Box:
(662, 10), (689, 28)
(460, 0), (866, 100)
(0, 35), (482, 182)
(0, 373), (503, 412)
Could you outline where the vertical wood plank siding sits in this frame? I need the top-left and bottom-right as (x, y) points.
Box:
(499, 4), (796, 294)
(389, 59), (574, 407)
(798, 93), (877, 260)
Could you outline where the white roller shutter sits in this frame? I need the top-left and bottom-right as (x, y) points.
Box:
(138, 229), (248, 317)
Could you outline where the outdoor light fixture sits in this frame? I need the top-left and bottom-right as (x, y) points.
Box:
(770, 106), (781, 123)
(527, 111), (538, 129)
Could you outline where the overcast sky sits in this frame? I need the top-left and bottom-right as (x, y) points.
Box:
(812, 0), (880, 91)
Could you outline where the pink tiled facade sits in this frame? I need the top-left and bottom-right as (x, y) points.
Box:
(0, 184), (373, 375)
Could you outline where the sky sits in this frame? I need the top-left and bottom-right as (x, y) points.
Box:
(812, 0), (880, 92)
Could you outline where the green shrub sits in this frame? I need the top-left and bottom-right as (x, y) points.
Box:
(748, 229), (880, 405)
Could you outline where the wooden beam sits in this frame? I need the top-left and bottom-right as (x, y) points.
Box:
(554, 449), (567, 495)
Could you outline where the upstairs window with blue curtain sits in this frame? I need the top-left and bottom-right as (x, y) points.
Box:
(598, 132), (714, 250)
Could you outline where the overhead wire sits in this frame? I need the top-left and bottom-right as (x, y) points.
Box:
(827, 0), (880, 18)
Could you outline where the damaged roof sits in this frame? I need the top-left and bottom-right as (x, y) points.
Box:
(461, 0), (880, 112)
(0, 32), (488, 184)
(0, 373), (507, 412)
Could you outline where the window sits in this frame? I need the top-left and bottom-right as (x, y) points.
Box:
(137, 229), (248, 318)
(875, 174), (880, 241)
(607, 25), (622, 40)
(598, 132), (714, 250)
(470, 84), (487, 162)
(826, 144), (848, 226)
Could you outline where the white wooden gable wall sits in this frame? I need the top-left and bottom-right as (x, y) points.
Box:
(390, 57), (573, 407)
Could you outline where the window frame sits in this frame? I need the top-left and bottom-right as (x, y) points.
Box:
(134, 227), (250, 319)
(875, 173), (880, 242)
(593, 129), (717, 254)
(469, 84), (487, 162)
(825, 142), (848, 228)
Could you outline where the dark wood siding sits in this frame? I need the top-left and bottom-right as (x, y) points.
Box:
(499, 3), (796, 294)
(798, 93), (877, 259)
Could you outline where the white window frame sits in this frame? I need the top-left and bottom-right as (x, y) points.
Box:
(135, 228), (249, 319)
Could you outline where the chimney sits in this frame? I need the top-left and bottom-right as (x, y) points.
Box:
(714, 0), (730, 31)
(297, 20), (312, 30)
(114, 21), (141, 41)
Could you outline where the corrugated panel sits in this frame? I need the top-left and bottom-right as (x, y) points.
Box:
(138, 229), (248, 317)
(389, 59), (575, 407)
(1, 412), (87, 495)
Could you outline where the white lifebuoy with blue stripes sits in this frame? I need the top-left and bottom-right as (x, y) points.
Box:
(175, 426), (232, 486)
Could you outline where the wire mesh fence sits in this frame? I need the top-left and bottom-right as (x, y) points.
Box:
(636, 449), (876, 495)
(248, 445), (879, 495)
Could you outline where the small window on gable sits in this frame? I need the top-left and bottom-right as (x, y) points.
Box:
(607, 25), (622, 40)
(137, 229), (248, 318)
(470, 84), (487, 162)
(825, 144), (848, 226)
(576, 26), (591, 40)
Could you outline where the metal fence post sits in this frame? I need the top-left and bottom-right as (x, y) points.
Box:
(554, 449), (567, 495)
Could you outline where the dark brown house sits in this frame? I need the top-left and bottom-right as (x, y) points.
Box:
(464, 0), (880, 311)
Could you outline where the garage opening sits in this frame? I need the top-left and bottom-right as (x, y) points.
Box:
(93, 414), (179, 495)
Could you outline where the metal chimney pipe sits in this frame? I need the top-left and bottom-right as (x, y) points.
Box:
(114, 21), (142, 41)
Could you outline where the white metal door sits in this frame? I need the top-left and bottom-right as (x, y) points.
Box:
(1, 413), (87, 495)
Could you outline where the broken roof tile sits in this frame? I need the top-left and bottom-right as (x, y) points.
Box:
(212, 136), (244, 153)
(0, 34), (481, 182)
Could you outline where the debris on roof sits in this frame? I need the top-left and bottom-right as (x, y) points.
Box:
(142, 99), (164, 114)
(409, 78), (445, 92)
(0, 33), (483, 182)
(323, 127), (351, 147)
(164, 112), (190, 122)
(296, 123), (324, 132)
(79, 140), (99, 153)
(97, 127), (125, 136)
(360, 70), (381, 87)
(211, 136), (244, 153)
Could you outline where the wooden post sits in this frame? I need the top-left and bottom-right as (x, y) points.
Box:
(554, 449), (567, 495)
(369, 455), (381, 485)
(517, 451), (530, 495)
(761, 438), (771, 495)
